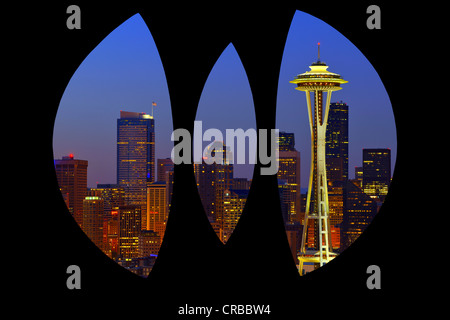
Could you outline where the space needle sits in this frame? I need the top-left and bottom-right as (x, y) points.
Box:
(290, 43), (348, 274)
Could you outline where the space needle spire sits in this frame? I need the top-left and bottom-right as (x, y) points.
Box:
(317, 42), (320, 61)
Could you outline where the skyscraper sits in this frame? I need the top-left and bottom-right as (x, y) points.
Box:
(362, 148), (391, 200)
(165, 169), (174, 215)
(138, 230), (161, 257)
(327, 182), (344, 251)
(222, 189), (249, 243)
(354, 166), (363, 187)
(277, 132), (301, 223)
(278, 131), (296, 152)
(118, 205), (142, 261)
(117, 111), (155, 222)
(194, 144), (233, 236)
(326, 102), (349, 183)
(194, 161), (218, 221)
(157, 158), (174, 182)
(146, 181), (167, 243)
(89, 184), (124, 258)
(54, 154), (88, 228)
(82, 196), (105, 252)
(91, 184), (125, 214)
(341, 180), (377, 251)
(325, 101), (349, 253)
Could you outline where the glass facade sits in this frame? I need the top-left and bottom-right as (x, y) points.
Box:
(117, 111), (155, 207)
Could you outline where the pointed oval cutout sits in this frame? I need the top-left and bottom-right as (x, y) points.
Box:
(193, 43), (256, 244)
(53, 13), (173, 277)
(277, 11), (397, 275)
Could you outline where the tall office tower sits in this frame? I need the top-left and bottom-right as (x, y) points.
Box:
(108, 210), (120, 260)
(362, 148), (391, 200)
(138, 230), (161, 257)
(54, 154), (88, 228)
(324, 102), (347, 250)
(290, 43), (348, 272)
(89, 184), (124, 258)
(222, 189), (249, 243)
(194, 144), (233, 227)
(323, 100), (348, 250)
(278, 131), (296, 151)
(194, 162), (216, 221)
(165, 169), (174, 214)
(146, 181), (167, 243)
(354, 166), (363, 187)
(157, 158), (174, 182)
(277, 132), (301, 223)
(278, 180), (291, 223)
(326, 102), (349, 183)
(82, 196), (105, 252)
(117, 111), (155, 214)
(341, 180), (377, 251)
(92, 184), (125, 213)
(118, 205), (142, 261)
(327, 182), (344, 251)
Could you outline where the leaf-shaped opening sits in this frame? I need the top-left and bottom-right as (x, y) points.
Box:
(53, 13), (172, 278)
(194, 43), (256, 244)
(277, 11), (397, 275)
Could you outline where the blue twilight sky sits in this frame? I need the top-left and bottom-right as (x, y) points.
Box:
(53, 11), (396, 188)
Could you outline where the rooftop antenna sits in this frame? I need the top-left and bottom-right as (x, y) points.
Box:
(151, 101), (156, 118)
(317, 42), (321, 61)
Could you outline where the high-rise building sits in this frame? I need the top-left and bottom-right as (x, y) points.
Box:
(88, 184), (124, 259)
(327, 182), (344, 251)
(326, 102), (349, 183)
(278, 131), (296, 152)
(108, 210), (120, 260)
(362, 148), (391, 200)
(354, 166), (363, 187)
(138, 230), (161, 257)
(165, 169), (174, 214)
(117, 111), (155, 210)
(277, 132), (301, 223)
(278, 180), (291, 223)
(157, 158), (174, 182)
(54, 154), (88, 228)
(290, 43), (348, 272)
(146, 181), (167, 243)
(118, 205), (142, 261)
(341, 180), (378, 251)
(91, 184), (125, 213)
(195, 162), (215, 219)
(82, 196), (105, 252)
(222, 189), (249, 243)
(194, 144), (233, 230)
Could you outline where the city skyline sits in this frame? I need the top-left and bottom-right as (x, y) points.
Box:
(53, 11), (396, 189)
(52, 10), (397, 266)
(53, 123), (390, 274)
